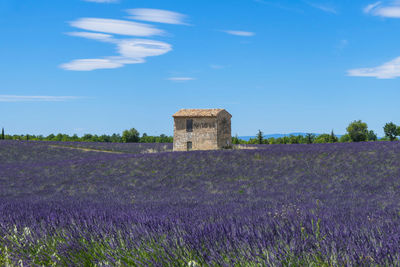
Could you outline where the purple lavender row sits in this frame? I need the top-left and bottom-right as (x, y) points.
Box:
(1, 140), (400, 265)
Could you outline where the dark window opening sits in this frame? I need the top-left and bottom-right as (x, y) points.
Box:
(186, 119), (193, 132)
(187, 141), (192, 151)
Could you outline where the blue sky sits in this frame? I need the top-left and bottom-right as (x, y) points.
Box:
(1, 0), (400, 137)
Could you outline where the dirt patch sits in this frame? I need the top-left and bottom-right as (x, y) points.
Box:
(233, 145), (258, 150)
(49, 145), (126, 154)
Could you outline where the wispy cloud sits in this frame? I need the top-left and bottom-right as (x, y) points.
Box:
(167, 77), (195, 82)
(117, 39), (172, 58)
(356, 3), (400, 79)
(70, 18), (164, 37)
(63, 10), (187, 71)
(223, 30), (255, 37)
(306, 2), (337, 14)
(67, 32), (115, 42)
(127, 9), (187, 25)
(67, 32), (172, 57)
(364, 2), (382, 13)
(364, 1), (400, 18)
(61, 37), (170, 71)
(83, 0), (118, 3)
(347, 56), (400, 79)
(0, 95), (81, 102)
(61, 59), (125, 71)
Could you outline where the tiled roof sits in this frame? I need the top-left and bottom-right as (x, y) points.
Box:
(173, 109), (229, 117)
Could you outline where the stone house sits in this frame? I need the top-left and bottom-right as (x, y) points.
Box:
(172, 109), (232, 151)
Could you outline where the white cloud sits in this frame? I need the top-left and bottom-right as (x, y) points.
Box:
(63, 10), (185, 71)
(127, 9), (187, 25)
(66, 32), (172, 58)
(106, 56), (145, 64)
(84, 0), (118, 3)
(364, 2), (382, 13)
(306, 2), (337, 14)
(70, 18), (164, 36)
(117, 39), (172, 58)
(347, 56), (400, 79)
(167, 77), (195, 81)
(364, 1), (400, 18)
(60, 38), (171, 71)
(223, 30), (255, 37)
(67, 32), (116, 42)
(0, 95), (80, 102)
(376, 6), (400, 17)
(60, 59), (125, 71)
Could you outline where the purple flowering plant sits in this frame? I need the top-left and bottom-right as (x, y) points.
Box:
(1, 140), (400, 265)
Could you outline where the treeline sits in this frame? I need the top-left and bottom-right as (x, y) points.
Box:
(233, 120), (400, 144)
(2, 120), (400, 145)
(0, 127), (173, 143)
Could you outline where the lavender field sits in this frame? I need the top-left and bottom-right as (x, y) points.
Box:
(1, 140), (400, 266)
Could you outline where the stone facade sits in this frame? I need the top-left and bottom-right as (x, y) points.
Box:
(173, 109), (232, 151)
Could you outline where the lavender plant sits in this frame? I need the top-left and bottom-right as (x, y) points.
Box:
(1, 140), (400, 265)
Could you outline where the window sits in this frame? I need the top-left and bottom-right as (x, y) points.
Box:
(186, 119), (193, 132)
(187, 141), (192, 151)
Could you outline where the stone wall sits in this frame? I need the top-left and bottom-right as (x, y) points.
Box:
(217, 111), (232, 148)
(173, 117), (219, 151)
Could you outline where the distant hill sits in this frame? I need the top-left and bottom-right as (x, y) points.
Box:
(238, 132), (330, 141)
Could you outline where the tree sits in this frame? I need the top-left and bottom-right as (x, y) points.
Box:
(232, 134), (240, 144)
(1, 128), (4, 140)
(289, 135), (300, 144)
(99, 134), (111, 142)
(339, 134), (351, 143)
(247, 138), (258, 144)
(305, 133), (316, 144)
(329, 130), (338, 143)
(159, 134), (169, 143)
(280, 136), (290, 144)
(367, 130), (377, 141)
(110, 133), (122, 143)
(383, 122), (398, 141)
(256, 130), (263, 144)
(346, 120), (368, 142)
(314, 134), (331, 143)
(122, 128), (140, 143)
(82, 134), (93, 142)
